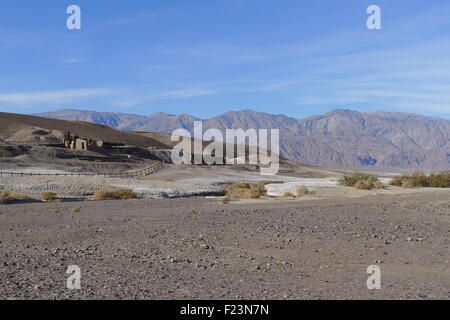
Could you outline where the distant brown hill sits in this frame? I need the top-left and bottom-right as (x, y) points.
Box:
(37, 108), (450, 171)
(0, 112), (171, 149)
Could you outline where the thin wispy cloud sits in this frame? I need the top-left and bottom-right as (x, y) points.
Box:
(109, 87), (218, 107)
(0, 86), (217, 109)
(0, 89), (117, 104)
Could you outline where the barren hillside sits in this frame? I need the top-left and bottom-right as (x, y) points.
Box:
(0, 112), (171, 149)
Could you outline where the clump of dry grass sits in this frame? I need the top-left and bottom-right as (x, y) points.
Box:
(296, 186), (310, 197)
(373, 181), (386, 189)
(390, 171), (450, 188)
(428, 172), (450, 188)
(71, 207), (81, 213)
(222, 181), (272, 199)
(92, 189), (138, 201)
(283, 192), (295, 198)
(402, 181), (415, 188)
(353, 179), (385, 190)
(339, 172), (379, 188)
(40, 192), (57, 202)
(217, 196), (230, 204)
(226, 187), (262, 199)
(164, 178), (175, 182)
(354, 180), (373, 190)
(0, 190), (28, 204)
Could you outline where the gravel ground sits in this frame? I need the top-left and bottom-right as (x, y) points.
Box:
(0, 192), (449, 300)
(0, 175), (225, 199)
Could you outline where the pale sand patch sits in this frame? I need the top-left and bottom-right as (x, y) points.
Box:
(222, 185), (450, 204)
(265, 178), (339, 197)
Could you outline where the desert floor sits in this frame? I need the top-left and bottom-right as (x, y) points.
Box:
(0, 190), (449, 300)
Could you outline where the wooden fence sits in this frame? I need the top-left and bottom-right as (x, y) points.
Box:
(0, 161), (164, 178)
(0, 141), (55, 146)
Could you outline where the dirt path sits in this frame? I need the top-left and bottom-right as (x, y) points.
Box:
(0, 192), (449, 300)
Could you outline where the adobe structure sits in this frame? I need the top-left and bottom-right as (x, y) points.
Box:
(63, 132), (115, 151)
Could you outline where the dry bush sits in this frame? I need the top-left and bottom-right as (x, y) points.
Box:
(92, 189), (138, 201)
(283, 192), (295, 198)
(0, 190), (28, 204)
(250, 190), (262, 199)
(426, 172), (450, 188)
(164, 178), (175, 182)
(296, 186), (310, 197)
(224, 182), (268, 199)
(339, 173), (379, 187)
(217, 196), (230, 204)
(253, 181), (271, 194)
(236, 183), (251, 189)
(227, 187), (258, 199)
(402, 181), (415, 189)
(409, 172), (428, 187)
(115, 189), (138, 199)
(93, 189), (117, 200)
(390, 175), (408, 187)
(40, 192), (57, 202)
(355, 180), (374, 190)
(390, 172), (449, 188)
(373, 181), (386, 189)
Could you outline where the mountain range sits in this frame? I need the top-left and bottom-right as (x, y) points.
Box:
(36, 109), (450, 171)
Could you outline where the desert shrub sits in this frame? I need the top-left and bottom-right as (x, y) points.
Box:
(296, 186), (310, 197)
(115, 189), (138, 199)
(236, 183), (251, 189)
(373, 181), (386, 189)
(402, 181), (415, 188)
(223, 182), (269, 199)
(164, 178), (175, 182)
(254, 181), (271, 194)
(92, 189), (138, 201)
(339, 173), (379, 187)
(390, 175), (409, 187)
(427, 172), (450, 188)
(92, 189), (115, 200)
(0, 190), (28, 204)
(283, 192), (295, 198)
(227, 187), (262, 199)
(355, 180), (374, 190)
(217, 196), (230, 204)
(40, 192), (57, 202)
(250, 190), (263, 199)
(390, 172), (449, 188)
(72, 207), (81, 213)
(226, 187), (246, 198)
(409, 172), (428, 187)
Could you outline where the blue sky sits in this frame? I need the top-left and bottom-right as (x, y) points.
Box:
(0, 0), (450, 119)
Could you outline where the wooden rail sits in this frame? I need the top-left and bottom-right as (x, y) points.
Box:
(0, 161), (164, 178)
(0, 141), (55, 145)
